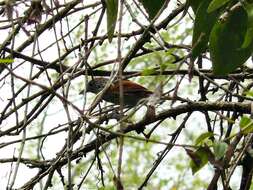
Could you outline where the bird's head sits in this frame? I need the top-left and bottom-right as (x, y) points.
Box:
(85, 78), (109, 94)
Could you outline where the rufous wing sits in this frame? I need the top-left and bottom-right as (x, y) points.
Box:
(109, 80), (152, 94)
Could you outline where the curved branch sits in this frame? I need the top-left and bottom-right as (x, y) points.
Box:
(19, 101), (251, 189)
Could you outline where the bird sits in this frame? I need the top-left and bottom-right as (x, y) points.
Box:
(80, 77), (153, 107)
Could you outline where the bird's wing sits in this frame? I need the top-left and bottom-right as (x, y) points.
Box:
(109, 80), (152, 93)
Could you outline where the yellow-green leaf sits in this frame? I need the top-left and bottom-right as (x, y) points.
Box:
(195, 132), (214, 145)
(213, 141), (228, 160)
(240, 116), (253, 135)
(141, 68), (157, 76)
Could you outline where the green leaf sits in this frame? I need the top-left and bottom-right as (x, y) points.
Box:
(240, 26), (253, 49)
(160, 61), (176, 71)
(141, 68), (157, 76)
(240, 116), (252, 128)
(213, 141), (228, 160)
(192, 0), (220, 60)
(209, 6), (253, 75)
(0, 58), (14, 64)
(240, 116), (253, 135)
(207, 0), (231, 13)
(106, 0), (118, 43)
(139, 0), (166, 19)
(245, 90), (253, 97)
(186, 147), (209, 174)
(195, 132), (214, 145)
(241, 2), (253, 48)
(188, 0), (202, 14)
